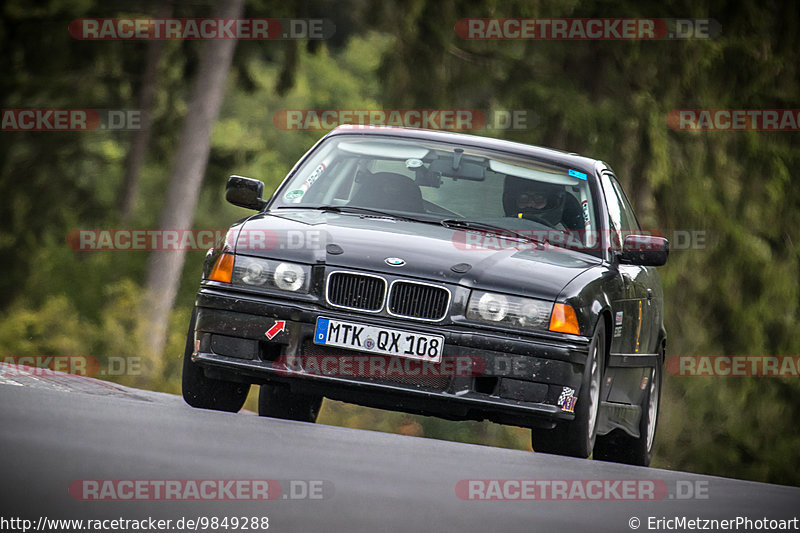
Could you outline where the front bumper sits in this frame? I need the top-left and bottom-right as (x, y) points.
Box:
(192, 286), (592, 428)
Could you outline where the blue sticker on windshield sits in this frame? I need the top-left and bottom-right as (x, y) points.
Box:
(568, 169), (587, 180)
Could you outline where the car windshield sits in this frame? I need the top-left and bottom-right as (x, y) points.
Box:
(270, 135), (600, 255)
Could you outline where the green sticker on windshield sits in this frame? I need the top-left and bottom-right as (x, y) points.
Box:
(284, 189), (305, 201)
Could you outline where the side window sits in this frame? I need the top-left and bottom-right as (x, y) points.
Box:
(609, 175), (641, 236)
(600, 172), (641, 251)
(599, 172), (624, 250)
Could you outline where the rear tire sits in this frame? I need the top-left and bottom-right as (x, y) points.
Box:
(593, 355), (662, 467)
(531, 320), (606, 458)
(258, 383), (322, 423)
(182, 310), (249, 413)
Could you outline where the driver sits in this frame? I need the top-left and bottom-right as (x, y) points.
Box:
(505, 178), (584, 230)
(517, 189), (550, 212)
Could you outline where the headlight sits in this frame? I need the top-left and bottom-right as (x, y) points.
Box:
(232, 256), (310, 293)
(274, 262), (306, 291)
(241, 261), (269, 286)
(467, 290), (550, 330)
(476, 292), (508, 321)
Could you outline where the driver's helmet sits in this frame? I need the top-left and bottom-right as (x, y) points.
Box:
(503, 177), (566, 226)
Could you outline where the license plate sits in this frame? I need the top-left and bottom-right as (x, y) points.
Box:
(314, 318), (444, 363)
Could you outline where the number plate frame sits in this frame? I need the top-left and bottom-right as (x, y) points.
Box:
(313, 317), (444, 363)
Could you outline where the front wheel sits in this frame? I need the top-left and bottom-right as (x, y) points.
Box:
(258, 383), (322, 423)
(182, 310), (249, 413)
(593, 354), (662, 467)
(531, 320), (606, 458)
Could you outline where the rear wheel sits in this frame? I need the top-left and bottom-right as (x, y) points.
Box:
(258, 383), (322, 423)
(181, 310), (249, 413)
(531, 320), (606, 458)
(593, 354), (662, 466)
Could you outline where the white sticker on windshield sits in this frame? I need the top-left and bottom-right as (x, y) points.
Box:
(286, 163), (327, 203)
(405, 158), (423, 169)
(306, 163), (326, 186)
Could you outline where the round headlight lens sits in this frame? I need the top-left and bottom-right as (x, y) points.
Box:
(477, 292), (508, 321)
(519, 301), (543, 327)
(241, 261), (268, 286)
(274, 262), (305, 291)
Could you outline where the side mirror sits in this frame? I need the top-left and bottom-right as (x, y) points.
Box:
(225, 175), (267, 211)
(618, 235), (669, 266)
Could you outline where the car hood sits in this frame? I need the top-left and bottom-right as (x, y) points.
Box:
(235, 210), (600, 300)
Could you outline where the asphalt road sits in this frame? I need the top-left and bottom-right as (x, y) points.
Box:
(1, 365), (797, 533)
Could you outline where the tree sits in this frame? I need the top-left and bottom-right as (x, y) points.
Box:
(141, 0), (245, 366)
(118, 2), (173, 223)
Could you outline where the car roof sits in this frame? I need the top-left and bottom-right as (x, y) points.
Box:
(327, 125), (603, 175)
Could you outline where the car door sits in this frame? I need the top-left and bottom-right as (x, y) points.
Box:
(599, 171), (651, 355)
(608, 173), (660, 354)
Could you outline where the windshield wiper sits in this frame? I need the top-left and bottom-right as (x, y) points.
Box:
(274, 204), (438, 225)
(440, 219), (547, 246)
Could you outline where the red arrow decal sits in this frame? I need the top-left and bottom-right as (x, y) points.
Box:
(265, 320), (286, 340)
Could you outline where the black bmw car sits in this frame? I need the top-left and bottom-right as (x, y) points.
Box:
(182, 125), (669, 466)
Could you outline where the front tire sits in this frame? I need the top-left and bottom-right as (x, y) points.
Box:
(258, 383), (322, 423)
(593, 353), (662, 467)
(182, 310), (249, 413)
(531, 320), (606, 458)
